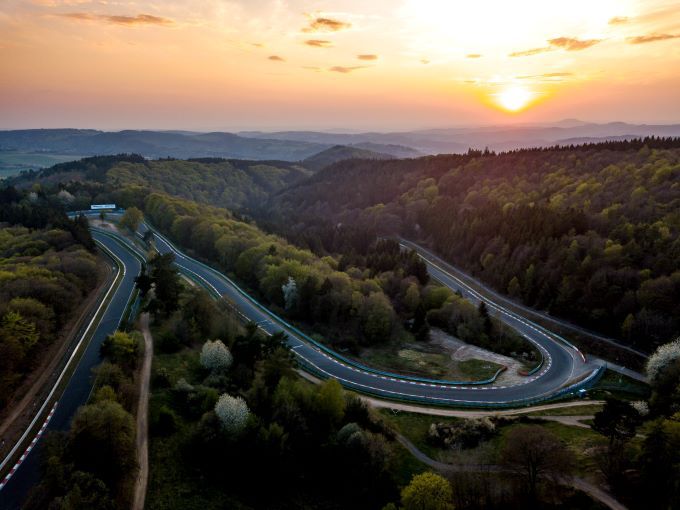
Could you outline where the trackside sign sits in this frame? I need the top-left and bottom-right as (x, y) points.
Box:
(90, 204), (116, 210)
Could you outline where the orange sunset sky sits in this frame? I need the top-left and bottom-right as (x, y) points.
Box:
(1, 0), (679, 130)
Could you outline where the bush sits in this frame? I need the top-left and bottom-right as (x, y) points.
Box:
(200, 339), (233, 372)
(428, 417), (496, 449)
(215, 393), (250, 435)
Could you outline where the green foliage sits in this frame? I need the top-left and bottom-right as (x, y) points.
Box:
(271, 143), (680, 349)
(0, 223), (97, 405)
(400, 472), (454, 510)
(68, 399), (136, 488)
(101, 331), (140, 371)
(119, 205), (143, 232)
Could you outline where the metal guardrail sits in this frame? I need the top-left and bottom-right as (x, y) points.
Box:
(145, 224), (517, 387)
(89, 220), (604, 407)
(296, 358), (606, 409)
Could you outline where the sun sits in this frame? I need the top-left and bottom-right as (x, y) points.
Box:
(495, 85), (535, 112)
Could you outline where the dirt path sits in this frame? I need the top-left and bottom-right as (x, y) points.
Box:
(0, 258), (112, 458)
(132, 313), (153, 510)
(395, 433), (627, 510)
(359, 394), (604, 418)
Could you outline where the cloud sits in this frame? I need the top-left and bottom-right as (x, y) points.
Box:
(420, 58), (430, 64)
(268, 55), (285, 61)
(58, 12), (173, 26)
(548, 37), (601, 50)
(357, 54), (377, 61)
(510, 37), (601, 57)
(626, 33), (680, 44)
(305, 39), (332, 48)
(609, 16), (630, 25)
(517, 72), (573, 81)
(329, 66), (365, 73)
(303, 17), (351, 33)
(509, 46), (552, 57)
(466, 53), (482, 58)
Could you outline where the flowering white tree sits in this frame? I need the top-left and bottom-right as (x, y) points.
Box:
(630, 400), (650, 416)
(282, 276), (298, 310)
(215, 393), (249, 434)
(646, 337), (680, 382)
(200, 340), (233, 372)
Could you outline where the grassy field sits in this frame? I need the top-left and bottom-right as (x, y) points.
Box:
(378, 408), (612, 478)
(0, 151), (81, 178)
(360, 341), (503, 381)
(589, 369), (650, 401)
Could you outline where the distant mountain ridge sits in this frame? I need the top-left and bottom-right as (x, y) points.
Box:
(0, 129), (422, 163)
(0, 129), (331, 161)
(302, 145), (395, 172)
(239, 121), (680, 154)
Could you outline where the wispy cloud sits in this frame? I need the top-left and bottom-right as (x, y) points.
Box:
(466, 53), (482, 59)
(58, 12), (173, 26)
(329, 65), (365, 73)
(548, 37), (601, 50)
(305, 39), (332, 48)
(303, 17), (351, 33)
(510, 36), (601, 57)
(268, 55), (285, 61)
(609, 16), (630, 25)
(357, 54), (377, 61)
(509, 46), (552, 57)
(626, 33), (680, 44)
(517, 72), (573, 81)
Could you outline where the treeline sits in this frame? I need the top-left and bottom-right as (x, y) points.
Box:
(8, 153), (540, 368)
(26, 329), (142, 509)
(141, 192), (535, 363)
(0, 187), (97, 407)
(10, 154), (311, 213)
(268, 140), (680, 350)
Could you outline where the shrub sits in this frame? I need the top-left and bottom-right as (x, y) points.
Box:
(200, 339), (233, 372)
(215, 393), (250, 434)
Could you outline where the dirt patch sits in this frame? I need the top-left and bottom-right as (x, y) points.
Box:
(429, 328), (527, 386)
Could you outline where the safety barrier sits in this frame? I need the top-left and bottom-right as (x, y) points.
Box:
(145, 223), (519, 387)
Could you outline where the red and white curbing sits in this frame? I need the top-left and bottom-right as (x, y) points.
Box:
(0, 402), (58, 492)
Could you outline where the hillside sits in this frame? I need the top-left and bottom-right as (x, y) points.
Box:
(11, 155), (312, 212)
(0, 129), (327, 161)
(239, 122), (680, 154)
(302, 144), (394, 171)
(267, 138), (680, 350)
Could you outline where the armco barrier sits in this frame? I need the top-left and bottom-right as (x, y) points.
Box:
(90, 221), (602, 408)
(296, 355), (606, 409)
(145, 223), (521, 387)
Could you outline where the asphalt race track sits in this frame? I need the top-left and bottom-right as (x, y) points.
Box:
(0, 232), (141, 510)
(143, 223), (599, 406)
(0, 215), (600, 509)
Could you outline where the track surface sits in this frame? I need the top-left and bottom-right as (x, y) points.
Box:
(0, 232), (141, 510)
(143, 223), (597, 405)
(0, 216), (599, 508)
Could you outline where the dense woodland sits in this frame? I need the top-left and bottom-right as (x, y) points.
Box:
(0, 187), (97, 407)
(267, 138), (680, 351)
(12, 156), (311, 213)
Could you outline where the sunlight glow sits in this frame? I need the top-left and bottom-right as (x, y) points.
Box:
(495, 85), (534, 112)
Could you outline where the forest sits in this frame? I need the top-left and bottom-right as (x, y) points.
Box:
(266, 138), (680, 351)
(10, 156), (312, 213)
(8, 155), (539, 374)
(0, 186), (98, 407)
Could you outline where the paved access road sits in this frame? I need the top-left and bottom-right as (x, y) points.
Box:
(0, 232), (141, 510)
(143, 223), (600, 407)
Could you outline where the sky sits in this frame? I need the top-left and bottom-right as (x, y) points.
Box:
(1, 0), (679, 131)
